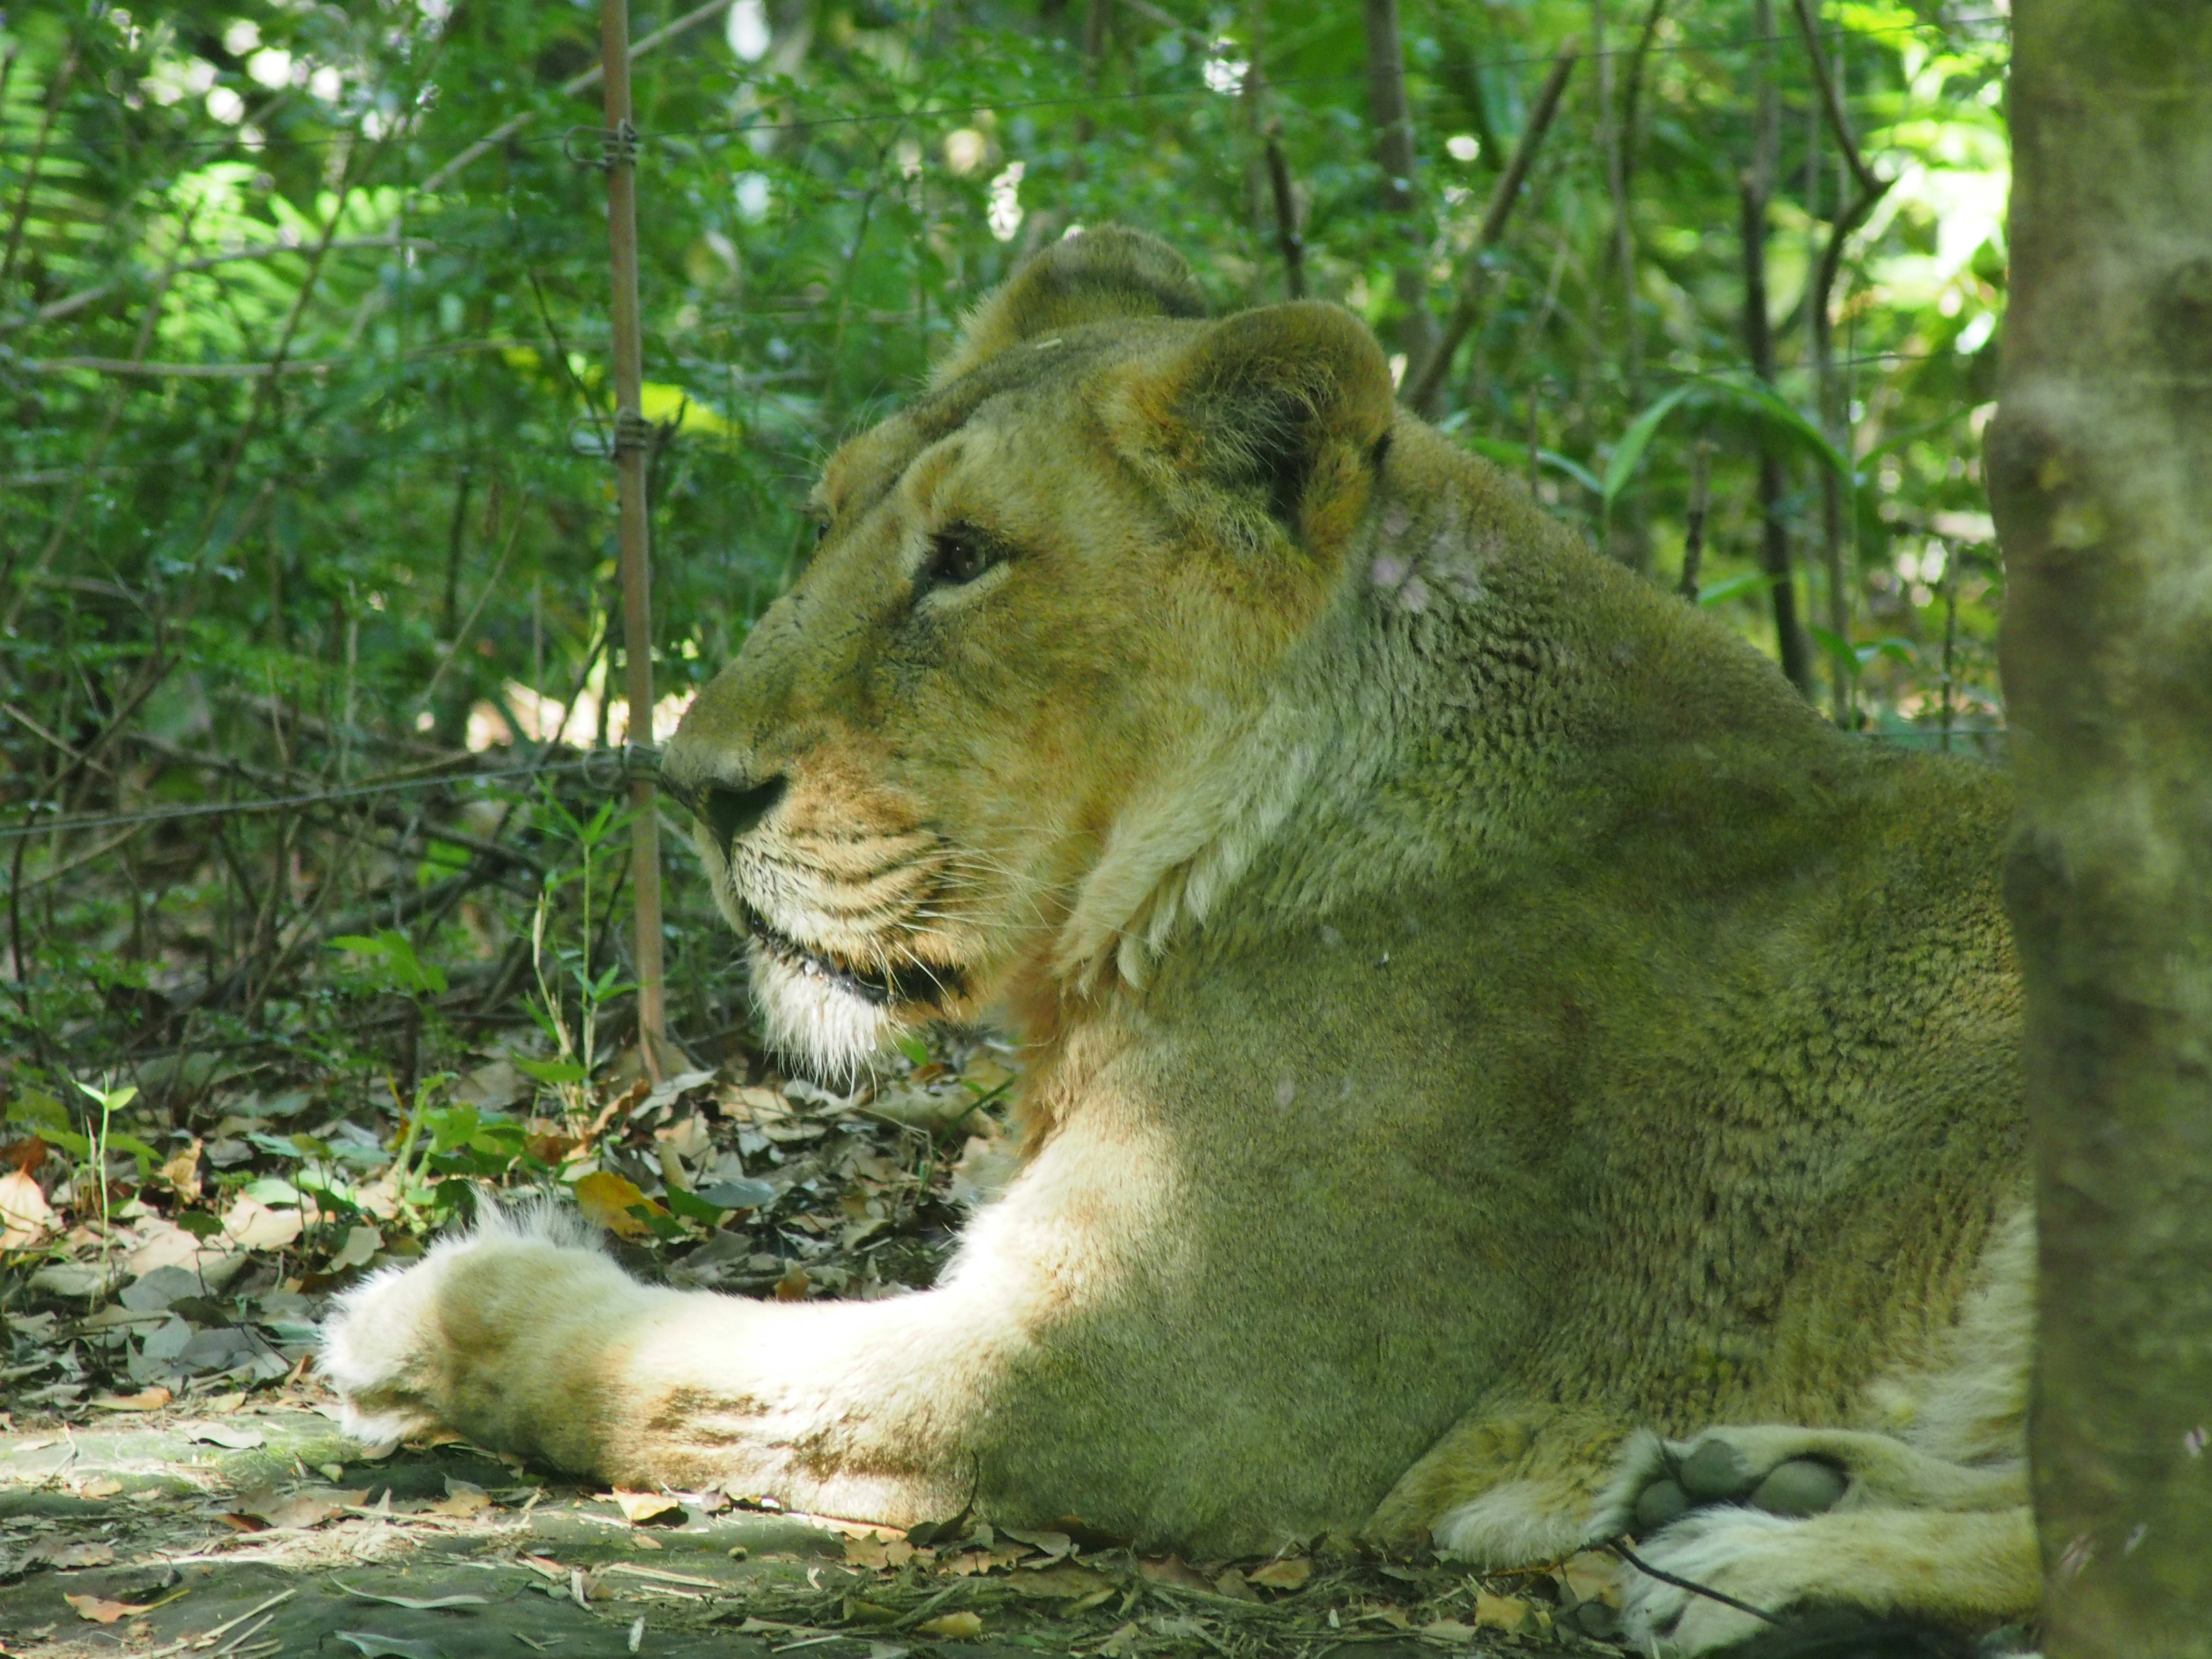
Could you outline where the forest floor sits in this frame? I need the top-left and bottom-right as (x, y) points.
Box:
(0, 1034), (1628, 1659)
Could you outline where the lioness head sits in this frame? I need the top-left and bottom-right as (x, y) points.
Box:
(663, 227), (1396, 1077)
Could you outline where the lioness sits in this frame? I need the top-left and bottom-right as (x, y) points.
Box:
(327, 228), (2037, 1653)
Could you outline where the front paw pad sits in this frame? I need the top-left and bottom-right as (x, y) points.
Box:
(1633, 1438), (1847, 1533)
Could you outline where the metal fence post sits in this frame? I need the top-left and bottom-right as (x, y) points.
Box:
(600, 0), (668, 1074)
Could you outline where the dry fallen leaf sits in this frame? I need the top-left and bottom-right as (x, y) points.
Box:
(236, 1484), (364, 1529)
(65, 1594), (152, 1624)
(183, 1420), (265, 1449)
(843, 1533), (916, 1570)
(159, 1139), (204, 1202)
(772, 1263), (810, 1301)
(90, 1386), (172, 1412)
(329, 1224), (383, 1272)
(1137, 1556), (1214, 1593)
(78, 1478), (124, 1499)
(1557, 1548), (1622, 1608)
(1248, 1556), (1312, 1592)
(574, 1171), (660, 1239)
(915, 1612), (983, 1641)
(1000, 1527), (1074, 1560)
(427, 1478), (491, 1518)
(1211, 1568), (1259, 1601)
(1419, 1618), (1478, 1645)
(1002, 1563), (1112, 1600)
(35, 1541), (117, 1568)
(606, 1488), (684, 1524)
(1473, 1592), (1535, 1633)
(222, 1193), (303, 1251)
(0, 1168), (56, 1248)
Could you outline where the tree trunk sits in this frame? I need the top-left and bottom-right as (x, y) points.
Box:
(1363, 0), (1439, 408)
(1988, 5), (2212, 1656)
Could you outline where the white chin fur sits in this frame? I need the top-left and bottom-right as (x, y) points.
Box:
(751, 942), (896, 1083)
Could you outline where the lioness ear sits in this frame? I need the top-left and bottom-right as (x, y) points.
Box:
(934, 225), (1207, 384)
(1131, 301), (1396, 557)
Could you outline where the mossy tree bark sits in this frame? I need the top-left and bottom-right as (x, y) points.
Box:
(1989, 5), (2212, 1654)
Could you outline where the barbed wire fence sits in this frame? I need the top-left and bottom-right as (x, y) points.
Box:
(0, 0), (2010, 1095)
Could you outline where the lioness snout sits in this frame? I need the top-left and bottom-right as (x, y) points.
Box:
(700, 774), (786, 855)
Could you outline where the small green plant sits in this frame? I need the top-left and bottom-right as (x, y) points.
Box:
(523, 788), (635, 1124)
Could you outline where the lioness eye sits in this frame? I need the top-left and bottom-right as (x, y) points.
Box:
(923, 522), (996, 588)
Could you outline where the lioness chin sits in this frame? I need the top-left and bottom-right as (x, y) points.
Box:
(324, 228), (2036, 1654)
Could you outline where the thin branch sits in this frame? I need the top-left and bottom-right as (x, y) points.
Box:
(6, 236), (435, 335)
(414, 0), (736, 195)
(1403, 39), (1579, 413)
(1263, 121), (1305, 299)
(19, 355), (338, 378)
(1789, 0), (1883, 200)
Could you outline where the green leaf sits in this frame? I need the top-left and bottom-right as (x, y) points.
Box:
(894, 1032), (931, 1067)
(1601, 382), (1698, 510)
(516, 1057), (589, 1085)
(1809, 624), (1861, 674)
(8, 1091), (69, 1131)
(105, 1132), (164, 1169)
(329, 930), (448, 997)
(1696, 571), (1779, 608)
(34, 1124), (92, 1158)
(174, 1211), (227, 1240)
(662, 1183), (728, 1225)
(244, 1176), (302, 1205)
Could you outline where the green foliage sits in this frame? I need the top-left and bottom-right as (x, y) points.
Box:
(0, 0), (2013, 1092)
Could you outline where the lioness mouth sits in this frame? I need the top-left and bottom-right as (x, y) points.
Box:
(743, 907), (961, 1008)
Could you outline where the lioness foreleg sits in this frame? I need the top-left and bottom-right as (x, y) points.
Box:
(1615, 1504), (2038, 1655)
(321, 1204), (999, 1522)
(1601, 1427), (2037, 1654)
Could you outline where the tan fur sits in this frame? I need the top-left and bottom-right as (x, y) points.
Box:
(325, 229), (2038, 1652)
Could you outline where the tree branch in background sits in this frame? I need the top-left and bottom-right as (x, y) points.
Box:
(1403, 41), (1578, 415)
(1740, 0), (1811, 696)
(1264, 120), (1306, 298)
(1617, 0), (1668, 201)
(1792, 0), (1891, 724)
(1991, 5), (2212, 1650)
(1592, 0), (1642, 406)
(1365, 0), (1440, 406)
(9, 236), (435, 336)
(1677, 440), (1711, 601)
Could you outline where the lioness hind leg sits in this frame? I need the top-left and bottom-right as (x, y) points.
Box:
(1370, 1401), (1637, 1565)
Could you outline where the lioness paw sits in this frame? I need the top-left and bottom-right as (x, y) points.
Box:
(319, 1200), (608, 1453)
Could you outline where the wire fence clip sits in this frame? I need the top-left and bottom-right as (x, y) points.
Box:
(562, 120), (641, 171)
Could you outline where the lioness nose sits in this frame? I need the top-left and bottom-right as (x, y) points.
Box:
(701, 775), (787, 857)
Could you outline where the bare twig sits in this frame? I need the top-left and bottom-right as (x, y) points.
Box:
(1403, 40), (1578, 413)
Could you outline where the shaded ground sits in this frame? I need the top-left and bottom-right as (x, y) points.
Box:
(1, 1041), (1630, 1659)
(0, 1403), (1627, 1659)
